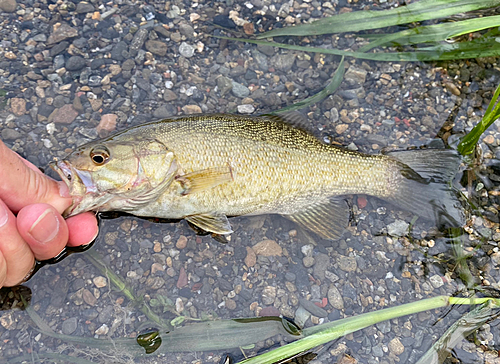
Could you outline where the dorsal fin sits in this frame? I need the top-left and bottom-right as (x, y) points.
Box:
(261, 112), (318, 136)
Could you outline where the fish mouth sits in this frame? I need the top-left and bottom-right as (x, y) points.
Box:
(50, 160), (97, 217)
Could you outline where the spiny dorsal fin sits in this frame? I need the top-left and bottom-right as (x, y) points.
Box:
(262, 111), (318, 136)
(284, 198), (349, 240)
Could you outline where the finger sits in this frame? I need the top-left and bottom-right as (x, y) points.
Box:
(0, 251), (7, 288)
(0, 200), (35, 287)
(16, 204), (69, 261)
(0, 141), (71, 213)
(67, 212), (99, 247)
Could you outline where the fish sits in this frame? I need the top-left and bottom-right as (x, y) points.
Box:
(50, 113), (463, 240)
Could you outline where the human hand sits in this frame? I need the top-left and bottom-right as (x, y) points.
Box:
(0, 140), (98, 287)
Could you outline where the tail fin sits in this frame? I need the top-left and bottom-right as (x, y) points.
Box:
(384, 149), (464, 227)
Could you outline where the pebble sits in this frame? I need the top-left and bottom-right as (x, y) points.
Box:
(484, 135), (495, 144)
(10, 98), (26, 116)
(0, 0), (16, 12)
(151, 263), (164, 274)
(62, 317), (78, 335)
(303, 256), (315, 268)
(429, 274), (444, 288)
(299, 298), (328, 318)
(1, 128), (21, 141)
(145, 40), (167, 56)
(344, 66), (367, 85)
(176, 235), (187, 249)
(95, 324), (109, 336)
(176, 267), (188, 288)
(261, 286), (277, 305)
(225, 298), (237, 310)
(272, 53), (296, 72)
(76, 2), (94, 14)
(53, 104), (78, 124)
(328, 285), (344, 309)
(217, 76), (233, 96)
(294, 306), (311, 328)
(389, 337), (405, 355)
(231, 81), (250, 98)
(66, 56), (86, 71)
(237, 104), (255, 114)
(182, 105), (201, 114)
(93, 276), (107, 288)
(335, 124), (349, 134)
(338, 256), (357, 272)
(244, 246), (257, 267)
(179, 42), (195, 58)
(82, 289), (97, 306)
(387, 220), (409, 237)
(252, 239), (282, 256)
(96, 114), (117, 134)
(48, 23), (79, 45)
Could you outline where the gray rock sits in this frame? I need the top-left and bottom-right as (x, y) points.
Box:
(294, 306), (311, 328)
(66, 56), (86, 71)
(0, 0), (16, 13)
(179, 23), (194, 38)
(111, 41), (128, 61)
(338, 255), (357, 272)
(313, 253), (330, 280)
(145, 40), (167, 56)
(272, 53), (296, 72)
(299, 298), (328, 318)
(179, 42), (195, 58)
(163, 90), (178, 102)
(62, 317), (78, 335)
(237, 104), (255, 114)
(129, 28), (148, 57)
(387, 220), (409, 237)
(1, 128), (22, 140)
(153, 104), (176, 118)
(328, 285), (344, 309)
(88, 75), (102, 87)
(217, 76), (233, 96)
(231, 81), (250, 98)
(76, 2), (94, 14)
(344, 66), (367, 85)
(53, 54), (65, 69)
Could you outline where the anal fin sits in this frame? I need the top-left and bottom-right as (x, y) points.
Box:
(284, 198), (349, 240)
(176, 166), (233, 195)
(185, 213), (233, 235)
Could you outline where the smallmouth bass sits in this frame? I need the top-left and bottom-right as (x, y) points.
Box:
(51, 113), (462, 240)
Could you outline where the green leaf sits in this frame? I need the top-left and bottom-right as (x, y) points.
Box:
(257, 0), (500, 38)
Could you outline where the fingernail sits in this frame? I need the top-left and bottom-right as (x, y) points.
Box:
(0, 203), (8, 228)
(29, 209), (59, 244)
(58, 181), (70, 198)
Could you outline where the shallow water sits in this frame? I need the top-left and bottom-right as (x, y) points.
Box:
(2, 1), (500, 364)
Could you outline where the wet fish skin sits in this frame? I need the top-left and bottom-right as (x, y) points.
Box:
(51, 113), (461, 239)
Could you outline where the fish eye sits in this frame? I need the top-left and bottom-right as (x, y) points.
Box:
(90, 146), (110, 166)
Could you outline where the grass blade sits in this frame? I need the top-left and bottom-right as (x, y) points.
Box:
(358, 15), (500, 52)
(270, 57), (345, 114)
(257, 0), (500, 38)
(458, 83), (500, 155)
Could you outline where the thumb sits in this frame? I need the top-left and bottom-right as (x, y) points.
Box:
(0, 141), (72, 214)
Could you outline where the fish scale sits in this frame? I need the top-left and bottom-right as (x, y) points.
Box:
(52, 113), (462, 240)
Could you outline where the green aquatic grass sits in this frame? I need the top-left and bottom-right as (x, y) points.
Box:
(458, 83), (500, 155)
(257, 0), (500, 38)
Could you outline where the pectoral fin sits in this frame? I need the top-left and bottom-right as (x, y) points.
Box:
(185, 213), (233, 235)
(176, 166), (234, 195)
(285, 198), (350, 240)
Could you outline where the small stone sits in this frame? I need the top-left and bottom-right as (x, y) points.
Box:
(176, 267), (188, 288)
(66, 56), (86, 71)
(299, 298), (328, 318)
(82, 289), (97, 306)
(0, 0), (16, 12)
(48, 23), (78, 45)
(217, 76), (233, 96)
(335, 124), (348, 134)
(272, 53), (296, 72)
(176, 235), (187, 249)
(294, 306), (311, 328)
(62, 317), (78, 335)
(4, 51), (16, 60)
(338, 256), (357, 272)
(244, 246), (257, 267)
(388, 337), (405, 355)
(109, 64), (122, 76)
(252, 239), (282, 256)
(328, 285), (344, 309)
(96, 114), (118, 135)
(89, 98), (103, 111)
(225, 298), (237, 310)
(243, 22), (255, 35)
(76, 2), (94, 14)
(231, 81), (250, 98)
(344, 66), (367, 85)
(53, 104), (78, 124)
(145, 40), (167, 56)
(0, 312), (15, 330)
(151, 263), (164, 274)
(387, 220), (409, 237)
(303, 256), (315, 268)
(93, 276), (107, 288)
(429, 274), (444, 288)
(95, 324), (109, 336)
(10, 98), (26, 115)
(1, 128), (21, 141)
(484, 135), (495, 145)
(237, 104), (255, 114)
(179, 42), (195, 58)
(175, 297), (184, 313)
(262, 286), (276, 305)
(182, 105), (201, 114)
